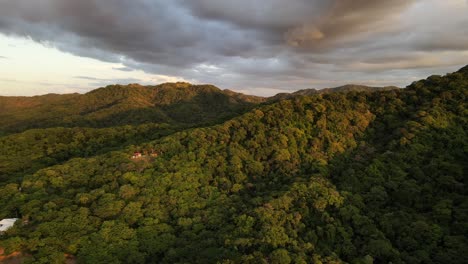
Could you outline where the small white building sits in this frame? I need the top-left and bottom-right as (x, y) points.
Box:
(132, 152), (143, 159)
(0, 218), (18, 233)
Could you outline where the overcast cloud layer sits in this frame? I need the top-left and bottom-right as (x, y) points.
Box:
(0, 0), (467, 94)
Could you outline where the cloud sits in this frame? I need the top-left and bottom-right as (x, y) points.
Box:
(113, 67), (134, 72)
(0, 0), (467, 94)
(0, 55), (7, 59)
(74, 76), (102, 81)
(73, 75), (143, 87)
(182, 0), (416, 50)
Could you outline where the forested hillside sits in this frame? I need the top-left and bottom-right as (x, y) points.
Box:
(0, 82), (264, 134)
(269, 84), (399, 101)
(0, 123), (176, 184)
(0, 67), (466, 263)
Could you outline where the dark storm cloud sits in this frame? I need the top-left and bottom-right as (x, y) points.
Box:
(182, 0), (415, 49)
(0, 0), (466, 94)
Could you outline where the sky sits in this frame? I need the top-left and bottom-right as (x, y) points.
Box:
(0, 0), (467, 97)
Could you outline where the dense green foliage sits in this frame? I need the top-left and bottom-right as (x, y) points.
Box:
(0, 82), (264, 134)
(0, 123), (175, 184)
(0, 67), (466, 263)
(269, 84), (399, 101)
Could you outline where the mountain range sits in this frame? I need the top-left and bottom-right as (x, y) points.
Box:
(0, 82), (398, 134)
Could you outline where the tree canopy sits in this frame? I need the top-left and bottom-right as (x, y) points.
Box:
(0, 67), (467, 263)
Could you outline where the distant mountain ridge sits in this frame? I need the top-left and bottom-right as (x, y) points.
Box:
(0, 82), (265, 134)
(270, 84), (400, 101)
(0, 82), (399, 134)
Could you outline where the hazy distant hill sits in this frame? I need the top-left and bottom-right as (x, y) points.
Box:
(0, 82), (265, 134)
(270, 84), (400, 101)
